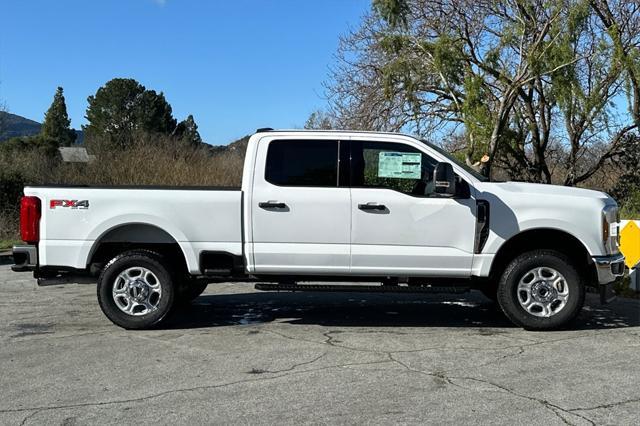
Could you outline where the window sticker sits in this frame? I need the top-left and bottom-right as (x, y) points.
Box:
(378, 152), (422, 179)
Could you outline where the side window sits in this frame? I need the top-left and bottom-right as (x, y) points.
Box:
(265, 140), (338, 187)
(351, 141), (438, 196)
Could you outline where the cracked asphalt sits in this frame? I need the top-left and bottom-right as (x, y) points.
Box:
(1, 263), (639, 425)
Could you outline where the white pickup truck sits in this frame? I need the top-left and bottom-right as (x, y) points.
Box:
(12, 129), (625, 330)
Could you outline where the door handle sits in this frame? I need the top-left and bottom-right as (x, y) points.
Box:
(259, 201), (287, 209)
(358, 203), (386, 211)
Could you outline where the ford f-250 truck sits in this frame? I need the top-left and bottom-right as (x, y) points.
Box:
(11, 129), (625, 330)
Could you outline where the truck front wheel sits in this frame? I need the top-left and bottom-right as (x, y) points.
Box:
(97, 250), (175, 329)
(497, 250), (585, 330)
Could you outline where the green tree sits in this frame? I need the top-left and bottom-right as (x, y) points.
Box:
(372, 0), (409, 28)
(41, 87), (76, 147)
(327, 0), (640, 183)
(84, 78), (177, 148)
(173, 114), (203, 147)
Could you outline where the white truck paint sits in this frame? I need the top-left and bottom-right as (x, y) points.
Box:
(12, 130), (626, 329)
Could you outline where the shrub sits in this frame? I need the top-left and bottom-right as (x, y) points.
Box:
(619, 189), (640, 220)
(0, 160), (29, 241)
(0, 170), (26, 213)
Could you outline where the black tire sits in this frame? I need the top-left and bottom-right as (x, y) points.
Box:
(497, 250), (585, 331)
(97, 250), (175, 329)
(176, 279), (209, 304)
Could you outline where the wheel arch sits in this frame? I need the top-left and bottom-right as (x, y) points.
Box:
(488, 228), (596, 286)
(86, 222), (190, 275)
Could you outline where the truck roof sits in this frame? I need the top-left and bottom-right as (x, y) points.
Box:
(254, 128), (416, 139)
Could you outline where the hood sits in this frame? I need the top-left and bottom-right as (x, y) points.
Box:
(478, 181), (615, 205)
(473, 180), (617, 257)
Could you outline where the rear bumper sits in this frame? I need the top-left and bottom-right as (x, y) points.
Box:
(11, 245), (37, 272)
(592, 253), (625, 285)
(11, 244), (94, 285)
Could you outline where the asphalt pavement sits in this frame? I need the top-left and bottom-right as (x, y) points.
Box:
(0, 262), (639, 425)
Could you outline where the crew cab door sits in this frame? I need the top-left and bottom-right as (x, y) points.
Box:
(250, 138), (351, 274)
(349, 139), (476, 276)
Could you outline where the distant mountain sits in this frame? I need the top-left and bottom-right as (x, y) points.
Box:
(209, 135), (250, 155)
(0, 111), (83, 143)
(74, 129), (84, 145)
(0, 111), (41, 141)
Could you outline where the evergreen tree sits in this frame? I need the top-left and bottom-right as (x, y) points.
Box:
(84, 78), (177, 148)
(42, 87), (76, 146)
(173, 114), (203, 147)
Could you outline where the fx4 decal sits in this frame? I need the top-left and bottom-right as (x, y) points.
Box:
(50, 199), (90, 210)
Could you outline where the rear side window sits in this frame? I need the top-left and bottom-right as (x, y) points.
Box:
(265, 140), (339, 187)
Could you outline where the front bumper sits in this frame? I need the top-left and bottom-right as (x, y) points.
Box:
(592, 253), (625, 284)
(11, 245), (37, 272)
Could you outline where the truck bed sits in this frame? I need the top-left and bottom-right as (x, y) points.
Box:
(25, 185), (243, 273)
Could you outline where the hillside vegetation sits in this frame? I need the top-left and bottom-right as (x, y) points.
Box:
(0, 133), (246, 241)
(0, 79), (253, 241)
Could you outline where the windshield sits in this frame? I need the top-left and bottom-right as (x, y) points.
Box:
(420, 139), (489, 182)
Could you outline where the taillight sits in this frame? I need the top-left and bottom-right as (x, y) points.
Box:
(20, 196), (41, 244)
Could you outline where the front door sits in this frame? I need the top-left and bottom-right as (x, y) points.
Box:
(251, 138), (351, 274)
(349, 139), (477, 276)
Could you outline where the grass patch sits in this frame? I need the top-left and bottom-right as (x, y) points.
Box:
(614, 274), (639, 299)
(0, 239), (19, 251)
(619, 189), (640, 219)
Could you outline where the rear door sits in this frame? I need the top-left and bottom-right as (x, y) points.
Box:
(250, 138), (351, 274)
(349, 139), (477, 276)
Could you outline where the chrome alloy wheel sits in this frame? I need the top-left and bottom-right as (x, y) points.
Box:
(517, 266), (569, 318)
(112, 267), (162, 316)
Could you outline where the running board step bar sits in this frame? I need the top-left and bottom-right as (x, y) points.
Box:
(254, 283), (470, 294)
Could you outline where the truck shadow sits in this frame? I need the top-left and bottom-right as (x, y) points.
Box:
(164, 291), (639, 331)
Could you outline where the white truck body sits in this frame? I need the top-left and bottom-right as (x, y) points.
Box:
(12, 130), (625, 329)
(25, 131), (620, 277)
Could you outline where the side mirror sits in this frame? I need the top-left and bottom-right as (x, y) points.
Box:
(433, 162), (456, 196)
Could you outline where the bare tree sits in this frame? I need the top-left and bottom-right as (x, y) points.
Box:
(304, 109), (337, 130)
(496, 75), (556, 183)
(580, 0), (640, 182)
(324, 0), (640, 184)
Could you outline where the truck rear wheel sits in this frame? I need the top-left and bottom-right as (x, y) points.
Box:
(97, 250), (175, 329)
(497, 250), (585, 330)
